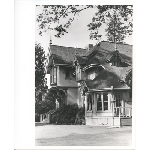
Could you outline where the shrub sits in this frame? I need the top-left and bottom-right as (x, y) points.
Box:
(50, 104), (85, 125)
(35, 113), (40, 122)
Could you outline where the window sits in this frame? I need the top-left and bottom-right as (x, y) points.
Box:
(103, 93), (108, 110)
(76, 65), (83, 81)
(97, 93), (109, 111)
(53, 67), (57, 83)
(115, 94), (121, 107)
(51, 67), (57, 84)
(97, 94), (102, 111)
(87, 94), (92, 111)
(111, 56), (121, 67)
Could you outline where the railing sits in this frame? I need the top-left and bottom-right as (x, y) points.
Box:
(114, 107), (132, 118)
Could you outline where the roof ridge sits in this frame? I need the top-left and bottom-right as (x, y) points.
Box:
(100, 41), (133, 46)
(50, 44), (87, 50)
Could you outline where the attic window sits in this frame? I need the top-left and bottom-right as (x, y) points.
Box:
(112, 61), (121, 67)
(110, 57), (121, 67)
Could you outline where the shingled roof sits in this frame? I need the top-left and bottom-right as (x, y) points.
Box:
(83, 41), (132, 65)
(47, 42), (132, 88)
(100, 41), (132, 57)
(75, 55), (88, 65)
(85, 69), (129, 89)
(50, 45), (86, 64)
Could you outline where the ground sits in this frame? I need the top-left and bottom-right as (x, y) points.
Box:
(35, 123), (132, 146)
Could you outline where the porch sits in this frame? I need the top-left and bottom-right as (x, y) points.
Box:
(85, 106), (132, 127)
(114, 107), (132, 118)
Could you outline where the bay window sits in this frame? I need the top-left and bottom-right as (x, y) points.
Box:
(97, 94), (102, 111)
(97, 93), (109, 111)
(103, 93), (108, 110)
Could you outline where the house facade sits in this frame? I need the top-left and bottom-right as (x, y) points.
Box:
(46, 41), (132, 127)
(46, 45), (86, 108)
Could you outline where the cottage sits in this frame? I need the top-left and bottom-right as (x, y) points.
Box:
(46, 41), (132, 127)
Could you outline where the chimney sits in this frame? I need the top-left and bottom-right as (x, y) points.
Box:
(86, 44), (93, 51)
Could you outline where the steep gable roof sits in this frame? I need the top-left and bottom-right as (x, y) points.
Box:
(100, 41), (132, 57)
(50, 45), (86, 65)
(85, 63), (131, 90)
(84, 41), (132, 66)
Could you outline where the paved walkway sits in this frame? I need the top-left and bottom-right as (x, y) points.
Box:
(35, 123), (132, 146)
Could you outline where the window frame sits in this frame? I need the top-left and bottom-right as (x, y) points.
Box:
(103, 93), (108, 111)
(96, 92), (110, 112)
(97, 93), (103, 111)
(114, 93), (122, 107)
(50, 67), (57, 84)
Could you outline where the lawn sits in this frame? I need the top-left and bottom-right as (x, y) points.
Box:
(35, 123), (132, 146)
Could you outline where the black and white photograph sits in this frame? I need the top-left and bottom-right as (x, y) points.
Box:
(35, 5), (133, 146)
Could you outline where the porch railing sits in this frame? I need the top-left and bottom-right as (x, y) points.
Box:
(114, 107), (132, 118)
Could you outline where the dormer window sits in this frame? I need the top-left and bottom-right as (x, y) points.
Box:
(106, 50), (123, 67)
(111, 59), (121, 67)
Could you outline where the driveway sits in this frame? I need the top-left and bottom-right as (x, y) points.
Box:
(35, 123), (132, 146)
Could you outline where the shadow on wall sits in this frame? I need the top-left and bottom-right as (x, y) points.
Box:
(67, 88), (78, 104)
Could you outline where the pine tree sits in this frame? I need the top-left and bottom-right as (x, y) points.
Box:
(35, 43), (46, 101)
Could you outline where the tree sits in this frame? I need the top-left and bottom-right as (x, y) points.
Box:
(36, 5), (133, 43)
(88, 5), (133, 42)
(35, 43), (46, 101)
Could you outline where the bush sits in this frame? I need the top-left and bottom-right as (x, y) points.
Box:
(35, 113), (40, 122)
(51, 104), (85, 125)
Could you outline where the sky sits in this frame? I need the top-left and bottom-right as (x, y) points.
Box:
(35, 5), (133, 55)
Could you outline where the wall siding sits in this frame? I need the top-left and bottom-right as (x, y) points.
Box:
(67, 88), (78, 105)
(57, 66), (78, 87)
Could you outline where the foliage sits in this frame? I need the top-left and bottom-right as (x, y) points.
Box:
(51, 104), (85, 124)
(36, 5), (93, 37)
(35, 43), (47, 102)
(35, 99), (55, 114)
(35, 113), (40, 122)
(88, 5), (133, 42)
(36, 5), (133, 43)
(35, 87), (66, 114)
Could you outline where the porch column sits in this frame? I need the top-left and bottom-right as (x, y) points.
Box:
(111, 94), (115, 116)
(93, 93), (97, 116)
(85, 94), (88, 116)
(101, 93), (104, 111)
(122, 100), (125, 116)
(110, 86), (114, 114)
(108, 93), (111, 111)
